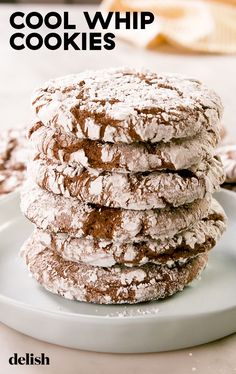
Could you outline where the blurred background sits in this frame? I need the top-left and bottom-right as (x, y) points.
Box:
(1, 0), (100, 3)
(1, 0), (236, 138)
(0, 0), (235, 4)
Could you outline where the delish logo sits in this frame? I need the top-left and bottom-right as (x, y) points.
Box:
(9, 353), (50, 366)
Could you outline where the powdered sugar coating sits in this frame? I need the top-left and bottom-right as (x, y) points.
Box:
(28, 156), (225, 210)
(35, 199), (226, 267)
(21, 235), (208, 304)
(29, 121), (219, 173)
(21, 182), (212, 241)
(32, 68), (222, 144)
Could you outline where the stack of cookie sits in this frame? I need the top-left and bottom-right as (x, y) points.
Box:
(21, 68), (226, 304)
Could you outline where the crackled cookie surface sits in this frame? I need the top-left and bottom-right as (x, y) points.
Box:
(28, 155), (225, 210)
(21, 235), (208, 304)
(32, 68), (222, 144)
(21, 182), (212, 241)
(29, 121), (219, 172)
(35, 199), (226, 267)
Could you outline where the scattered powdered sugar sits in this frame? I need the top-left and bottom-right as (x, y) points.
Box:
(106, 306), (160, 318)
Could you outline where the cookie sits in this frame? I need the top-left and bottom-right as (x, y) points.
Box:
(36, 199), (226, 267)
(21, 182), (212, 241)
(32, 68), (222, 144)
(28, 155), (225, 210)
(216, 144), (236, 183)
(29, 121), (219, 173)
(0, 170), (26, 195)
(0, 128), (28, 195)
(21, 234), (208, 304)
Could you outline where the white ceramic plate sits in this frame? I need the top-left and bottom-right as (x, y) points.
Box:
(0, 190), (235, 353)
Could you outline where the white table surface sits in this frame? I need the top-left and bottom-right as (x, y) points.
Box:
(1, 4), (236, 373)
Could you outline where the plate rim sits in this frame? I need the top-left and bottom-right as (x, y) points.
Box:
(0, 290), (236, 322)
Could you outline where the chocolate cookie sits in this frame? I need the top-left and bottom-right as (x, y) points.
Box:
(0, 128), (28, 195)
(28, 155), (225, 210)
(216, 144), (236, 183)
(21, 182), (212, 241)
(29, 121), (219, 173)
(32, 68), (222, 144)
(36, 199), (226, 267)
(21, 235), (208, 304)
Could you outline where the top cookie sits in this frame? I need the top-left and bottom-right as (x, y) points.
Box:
(32, 68), (223, 144)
